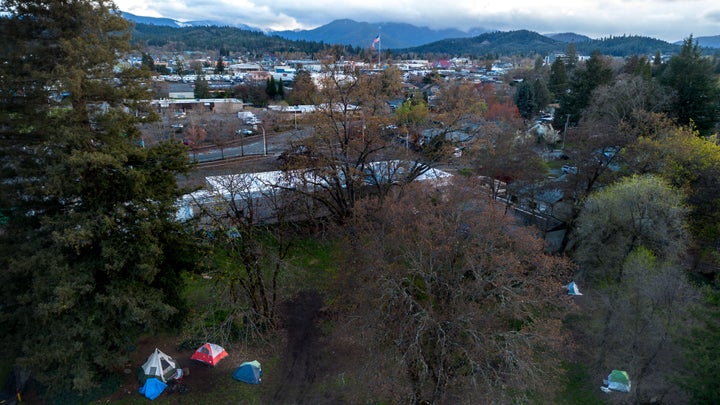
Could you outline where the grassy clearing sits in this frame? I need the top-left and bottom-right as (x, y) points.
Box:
(285, 236), (339, 289)
(556, 362), (607, 405)
(42, 231), (340, 404)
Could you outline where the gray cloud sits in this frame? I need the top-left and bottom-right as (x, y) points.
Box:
(116, 0), (720, 42)
(704, 9), (720, 23)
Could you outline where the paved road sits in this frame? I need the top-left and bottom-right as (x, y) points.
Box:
(191, 127), (311, 162)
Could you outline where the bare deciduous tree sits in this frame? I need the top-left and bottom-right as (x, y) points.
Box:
(278, 65), (430, 223)
(338, 177), (574, 404)
(188, 172), (305, 336)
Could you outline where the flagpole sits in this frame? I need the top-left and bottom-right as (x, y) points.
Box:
(378, 28), (381, 67)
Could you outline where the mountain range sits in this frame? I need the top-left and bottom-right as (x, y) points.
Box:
(122, 12), (484, 48)
(121, 12), (260, 32)
(122, 12), (720, 52)
(271, 19), (486, 49)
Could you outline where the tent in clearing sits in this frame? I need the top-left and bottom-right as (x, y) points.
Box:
(139, 378), (167, 400)
(233, 360), (262, 384)
(603, 369), (631, 393)
(139, 348), (178, 383)
(190, 343), (228, 367)
(566, 281), (583, 296)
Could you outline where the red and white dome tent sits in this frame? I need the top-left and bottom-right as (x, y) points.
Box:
(190, 343), (228, 367)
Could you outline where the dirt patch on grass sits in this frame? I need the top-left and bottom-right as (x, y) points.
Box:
(269, 289), (351, 405)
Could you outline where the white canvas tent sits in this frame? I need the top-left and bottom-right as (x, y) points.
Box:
(139, 348), (178, 383)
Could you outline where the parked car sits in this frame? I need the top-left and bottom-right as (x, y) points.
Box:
(236, 128), (254, 136)
(561, 164), (578, 174)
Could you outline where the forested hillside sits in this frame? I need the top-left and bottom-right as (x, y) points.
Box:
(130, 23), (327, 55)
(130, 23), (683, 58)
(575, 34), (679, 56)
(272, 18), (484, 49)
(402, 29), (681, 57)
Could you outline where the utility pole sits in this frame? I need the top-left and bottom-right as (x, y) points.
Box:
(260, 124), (267, 156)
(562, 114), (570, 149)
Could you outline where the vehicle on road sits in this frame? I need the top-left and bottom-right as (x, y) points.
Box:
(561, 164), (577, 174)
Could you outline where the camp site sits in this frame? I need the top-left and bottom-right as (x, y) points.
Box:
(114, 339), (267, 403)
(4, 0), (720, 402)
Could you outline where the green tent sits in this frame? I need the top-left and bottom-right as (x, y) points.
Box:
(606, 370), (631, 392)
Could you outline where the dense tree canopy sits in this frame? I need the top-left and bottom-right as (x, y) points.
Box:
(623, 121), (720, 272)
(677, 281), (720, 403)
(555, 50), (614, 127)
(659, 36), (720, 135)
(286, 70), (318, 105)
(0, 0), (194, 393)
(548, 57), (569, 101)
(344, 179), (574, 404)
(573, 175), (688, 284)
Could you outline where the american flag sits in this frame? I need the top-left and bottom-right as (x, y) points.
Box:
(371, 34), (380, 49)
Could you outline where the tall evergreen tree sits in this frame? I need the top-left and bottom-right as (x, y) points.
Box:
(555, 50), (614, 127)
(215, 55), (224, 74)
(660, 36), (720, 135)
(514, 81), (536, 119)
(565, 42), (579, 70)
(174, 58), (185, 76)
(266, 76), (278, 99)
(141, 52), (155, 72)
(0, 0), (194, 393)
(277, 78), (285, 99)
(287, 70), (317, 105)
(532, 78), (551, 113)
(194, 75), (211, 98)
(548, 58), (569, 101)
(623, 55), (652, 79)
(653, 50), (662, 66)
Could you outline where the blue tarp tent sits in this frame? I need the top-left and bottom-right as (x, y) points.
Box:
(566, 281), (583, 296)
(139, 378), (167, 400)
(233, 360), (262, 384)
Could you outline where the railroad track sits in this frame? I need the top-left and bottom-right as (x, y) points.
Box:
(192, 154), (276, 169)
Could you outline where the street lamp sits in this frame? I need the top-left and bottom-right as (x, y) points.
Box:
(562, 114), (570, 150)
(260, 124), (267, 156)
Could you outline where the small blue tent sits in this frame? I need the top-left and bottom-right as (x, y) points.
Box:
(139, 377), (167, 400)
(566, 281), (583, 296)
(233, 360), (262, 384)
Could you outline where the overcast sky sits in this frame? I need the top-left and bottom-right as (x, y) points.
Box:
(114, 0), (720, 43)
